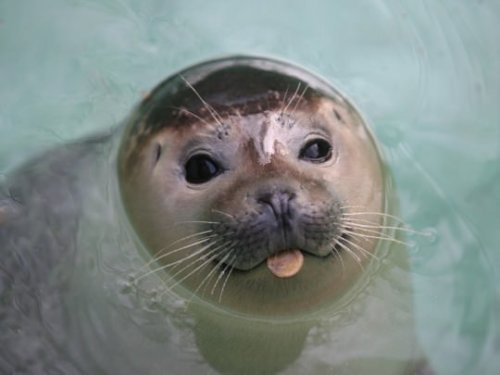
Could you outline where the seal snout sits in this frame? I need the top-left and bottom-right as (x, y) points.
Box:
(210, 181), (343, 273)
(257, 188), (296, 231)
(255, 185), (301, 253)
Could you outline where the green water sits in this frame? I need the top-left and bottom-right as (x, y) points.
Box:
(1, 0), (499, 373)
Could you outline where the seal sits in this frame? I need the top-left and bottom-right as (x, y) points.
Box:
(0, 56), (423, 374)
(119, 57), (385, 316)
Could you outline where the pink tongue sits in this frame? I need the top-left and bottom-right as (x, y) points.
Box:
(266, 249), (304, 278)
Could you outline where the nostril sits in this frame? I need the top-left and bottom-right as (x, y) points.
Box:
(257, 192), (273, 206)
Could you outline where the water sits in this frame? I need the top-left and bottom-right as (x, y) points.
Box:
(1, 0), (499, 373)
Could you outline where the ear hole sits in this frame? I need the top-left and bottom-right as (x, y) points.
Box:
(154, 144), (162, 164)
(333, 109), (343, 122)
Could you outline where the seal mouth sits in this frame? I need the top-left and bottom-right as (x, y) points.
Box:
(216, 248), (315, 278)
(214, 231), (351, 277)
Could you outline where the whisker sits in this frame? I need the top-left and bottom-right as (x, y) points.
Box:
(153, 244), (224, 297)
(341, 219), (426, 236)
(334, 237), (363, 264)
(341, 211), (407, 224)
(340, 204), (398, 212)
(281, 82), (302, 116)
(148, 235), (219, 268)
(175, 106), (213, 127)
(189, 244), (234, 300)
(280, 85), (290, 117)
(338, 235), (380, 262)
(338, 222), (386, 236)
(153, 104), (214, 128)
(143, 230), (215, 266)
(291, 84), (308, 115)
(134, 239), (220, 282)
(330, 245), (345, 276)
(279, 86), (290, 116)
(162, 247), (226, 297)
(341, 227), (407, 246)
(211, 209), (236, 221)
(335, 240), (364, 270)
(173, 220), (220, 226)
(135, 234), (217, 277)
(217, 253), (237, 303)
(164, 243), (219, 271)
(211, 248), (236, 296)
(162, 230), (215, 249)
(232, 108), (244, 121)
(204, 248), (235, 297)
(180, 75), (224, 126)
(340, 204), (370, 209)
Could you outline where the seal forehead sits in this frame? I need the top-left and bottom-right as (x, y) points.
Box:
(127, 54), (351, 137)
(120, 57), (351, 170)
(139, 65), (318, 132)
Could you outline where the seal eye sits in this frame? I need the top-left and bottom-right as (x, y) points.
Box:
(185, 154), (221, 184)
(299, 139), (332, 163)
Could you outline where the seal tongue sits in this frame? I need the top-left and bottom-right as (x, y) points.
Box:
(266, 249), (304, 278)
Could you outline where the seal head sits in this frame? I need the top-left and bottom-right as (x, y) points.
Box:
(118, 56), (385, 315)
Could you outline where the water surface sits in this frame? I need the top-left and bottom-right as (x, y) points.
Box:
(1, 1), (499, 373)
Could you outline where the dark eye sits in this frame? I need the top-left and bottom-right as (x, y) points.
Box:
(299, 139), (332, 163)
(184, 154), (222, 184)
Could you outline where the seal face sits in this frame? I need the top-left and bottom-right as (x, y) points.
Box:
(119, 56), (385, 315)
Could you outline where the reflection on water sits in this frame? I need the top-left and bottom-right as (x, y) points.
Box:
(1, 0), (499, 374)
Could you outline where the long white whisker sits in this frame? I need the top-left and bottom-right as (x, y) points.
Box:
(212, 248), (237, 296)
(150, 235), (219, 266)
(341, 211), (406, 224)
(173, 220), (219, 226)
(138, 231), (215, 271)
(176, 106), (213, 127)
(335, 240), (364, 270)
(134, 239), (220, 282)
(330, 246), (345, 276)
(342, 228), (407, 246)
(218, 253), (237, 303)
(164, 230), (215, 248)
(291, 85), (308, 114)
(338, 235), (380, 262)
(167, 241), (222, 274)
(211, 209), (236, 221)
(279, 86), (290, 116)
(341, 219), (426, 236)
(203, 248), (235, 297)
(189, 244), (234, 300)
(161, 245), (225, 296)
(180, 75), (224, 126)
(281, 82), (301, 115)
(340, 223), (387, 237)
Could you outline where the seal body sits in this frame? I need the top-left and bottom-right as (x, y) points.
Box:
(0, 57), (422, 374)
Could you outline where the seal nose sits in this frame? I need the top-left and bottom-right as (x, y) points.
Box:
(257, 189), (296, 225)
